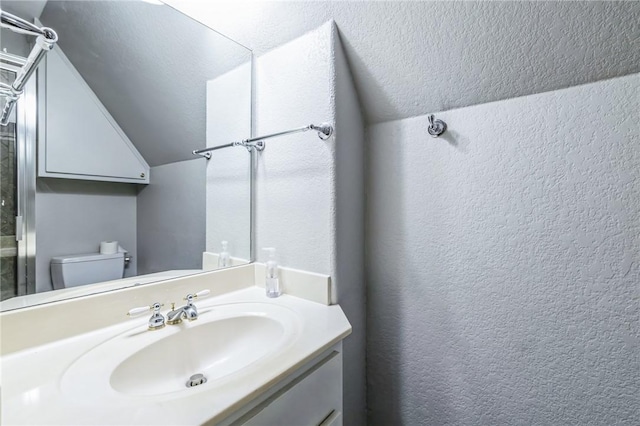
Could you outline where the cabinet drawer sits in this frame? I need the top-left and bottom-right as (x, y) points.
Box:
(239, 351), (342, 426)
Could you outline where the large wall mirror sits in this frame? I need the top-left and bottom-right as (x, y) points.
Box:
(0, 0), (252, 311)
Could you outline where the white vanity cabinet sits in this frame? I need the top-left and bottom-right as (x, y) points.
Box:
(0, 277), (352, 426)
(220, 345), (343, 426)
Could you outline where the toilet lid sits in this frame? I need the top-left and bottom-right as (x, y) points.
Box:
(51, 252), (124, 264)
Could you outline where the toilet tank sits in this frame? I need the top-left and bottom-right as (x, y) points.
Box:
(51, 252), (125, 290)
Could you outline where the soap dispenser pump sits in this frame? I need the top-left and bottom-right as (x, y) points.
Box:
(218, 240), (230, 268)
(263, 247), (281, 298)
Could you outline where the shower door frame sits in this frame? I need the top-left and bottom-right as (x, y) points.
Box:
(1, 52), (37, 296)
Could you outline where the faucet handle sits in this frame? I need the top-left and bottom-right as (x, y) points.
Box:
(184, 289), (210, 302)
(127, 302), (165, 330)
(127, 302), (164, 317)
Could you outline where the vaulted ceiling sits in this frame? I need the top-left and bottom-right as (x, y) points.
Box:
(2, 1), (639, 148)
(166, 1), (640, 124)
(2, 0), (251, 166)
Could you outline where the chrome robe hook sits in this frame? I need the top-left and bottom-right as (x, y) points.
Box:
(427, 114), (447, 137)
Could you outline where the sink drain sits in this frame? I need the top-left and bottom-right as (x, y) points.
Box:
(186, 373), (207, 388)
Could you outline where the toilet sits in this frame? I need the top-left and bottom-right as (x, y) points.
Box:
(50, 252), (125, 290)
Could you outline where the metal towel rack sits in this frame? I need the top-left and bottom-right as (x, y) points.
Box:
(0, 10), (58, 125)
(192, 123), (333, 159)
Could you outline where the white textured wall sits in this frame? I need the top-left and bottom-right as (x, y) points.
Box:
(254, 23), (335, 272)
(334, 30), (367, 426)
(157, 1), (640, 124)
(367, 74), (640, 425)
(206, 63), (252, 261)
(254, 22), (366, 425)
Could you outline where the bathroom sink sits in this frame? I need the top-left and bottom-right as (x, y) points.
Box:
(60, 303), (300, 403)
(111, 315), (285, 396)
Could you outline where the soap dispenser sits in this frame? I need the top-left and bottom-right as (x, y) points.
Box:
(218, 240), (230, 268)
(263, 247), (281, 298)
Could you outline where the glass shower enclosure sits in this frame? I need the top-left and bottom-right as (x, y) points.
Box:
(0, 53), (36, 301)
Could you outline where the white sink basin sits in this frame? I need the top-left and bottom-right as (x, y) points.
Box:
(60, 303), (300, 403)
(111, 315), (285, 396)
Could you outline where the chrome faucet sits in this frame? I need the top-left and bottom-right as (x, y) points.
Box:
(166, 289), (210, 325)
(166, 301), (197, 324)
(127, 302), (165, 330)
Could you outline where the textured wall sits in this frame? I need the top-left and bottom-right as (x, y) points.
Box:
(136, 159), (205, 275)
(334, 29), (367, 426)
(163, 1), (640, 124)
(367, 74), (640, 425)
(254, 22), (366, 425)
(254, 23), (335, 272)
(35, 179), (138, 293)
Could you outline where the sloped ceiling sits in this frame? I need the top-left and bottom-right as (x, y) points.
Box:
(3, 1), (638, 132)
(36, 1), (250, 166)
(166, 0), (640, 124)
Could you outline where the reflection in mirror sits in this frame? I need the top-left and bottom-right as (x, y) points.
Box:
(0, 0), (252, 311)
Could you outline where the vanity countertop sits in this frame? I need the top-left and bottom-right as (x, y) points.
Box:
(0, 286), (351, 425)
